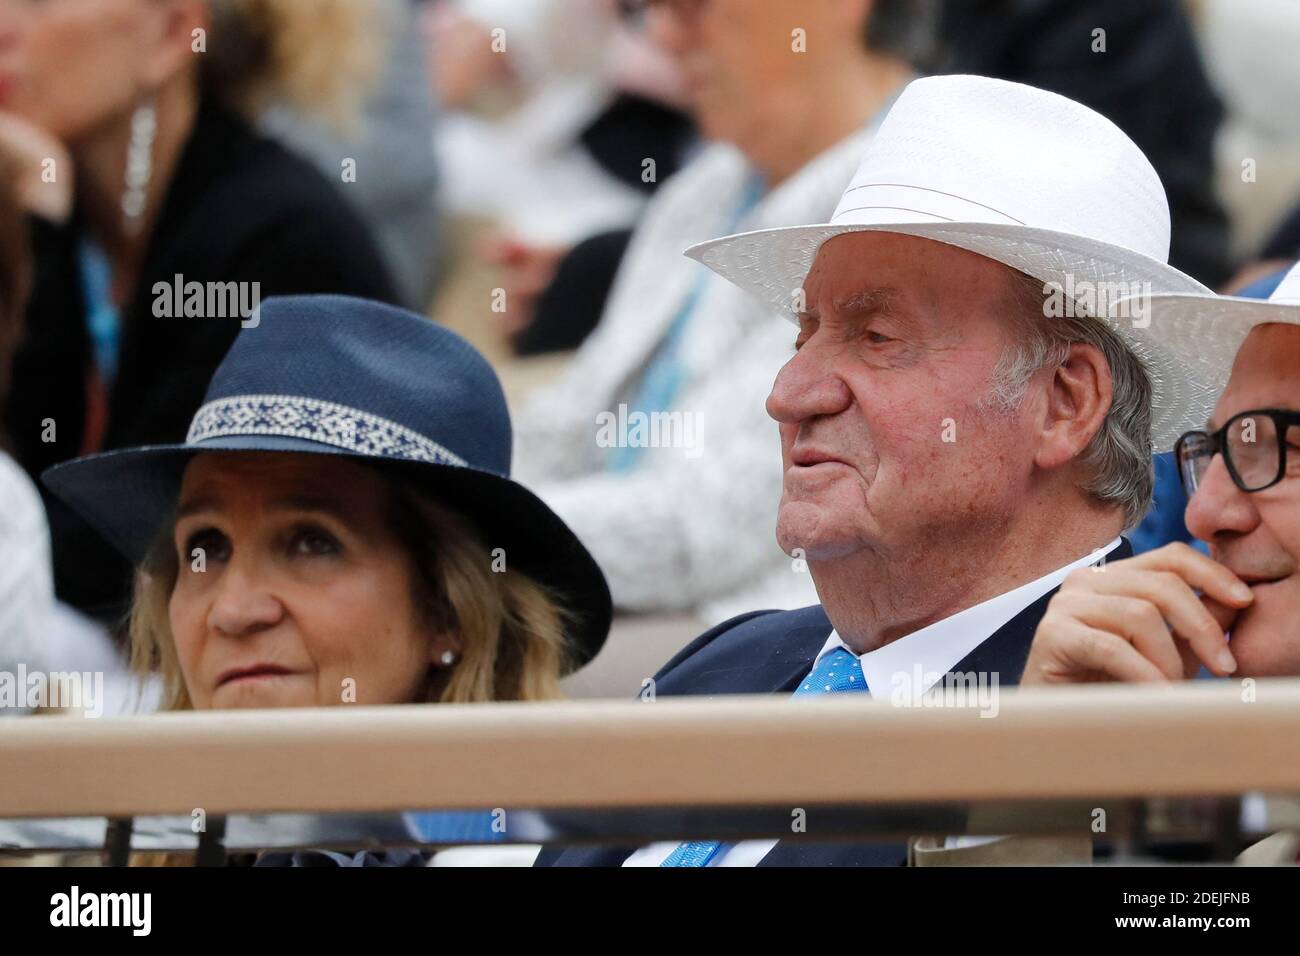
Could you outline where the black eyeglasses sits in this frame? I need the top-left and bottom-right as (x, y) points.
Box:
(1175, 408), (1300, 496)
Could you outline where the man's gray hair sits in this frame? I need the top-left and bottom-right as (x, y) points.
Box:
(989, 270), (1154, 530)
(864, 0), (941, 70)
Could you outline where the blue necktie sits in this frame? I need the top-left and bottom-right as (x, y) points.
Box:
(791, 646), (870, 696)
(659, 647), (869, 867)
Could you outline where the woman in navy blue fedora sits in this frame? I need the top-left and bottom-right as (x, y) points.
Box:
(42, 295), (612, 716)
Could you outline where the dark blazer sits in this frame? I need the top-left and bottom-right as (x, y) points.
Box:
(536, 539), (1132, 867)
(5, 97), (398, 619)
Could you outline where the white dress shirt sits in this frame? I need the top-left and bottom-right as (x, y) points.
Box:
(622, 539), (1123, 867)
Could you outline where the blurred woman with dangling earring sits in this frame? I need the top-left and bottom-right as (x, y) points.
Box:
(0, 0), (399, 624)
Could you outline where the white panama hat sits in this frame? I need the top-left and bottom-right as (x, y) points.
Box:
(1114, 261), (1300, 426)
(683, 74), (1215, 452)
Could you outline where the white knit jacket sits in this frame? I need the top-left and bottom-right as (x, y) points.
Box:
(513, 127), (875, 623)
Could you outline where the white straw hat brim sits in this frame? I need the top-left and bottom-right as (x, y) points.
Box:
(1111, 290), (1300, 428)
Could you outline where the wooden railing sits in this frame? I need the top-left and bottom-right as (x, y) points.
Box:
(3, 679), (1298, 821)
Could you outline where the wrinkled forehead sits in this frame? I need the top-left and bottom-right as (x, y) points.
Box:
(800, 231), (1016, 319)
(1213, 324), (1300, 426)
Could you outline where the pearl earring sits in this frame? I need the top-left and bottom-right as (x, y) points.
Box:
(439, 650), (457, 666)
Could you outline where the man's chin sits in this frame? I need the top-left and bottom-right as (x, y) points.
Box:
(1227, 580), (1300, 677)
(776, 501), (865, 562)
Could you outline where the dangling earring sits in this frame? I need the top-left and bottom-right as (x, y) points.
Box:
(439, 650), (457, 667)
(121, 99), (157, 236)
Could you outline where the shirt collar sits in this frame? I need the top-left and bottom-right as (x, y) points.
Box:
(816, 539), (1123, 695)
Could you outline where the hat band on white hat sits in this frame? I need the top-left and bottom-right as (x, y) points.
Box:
(832, 183), (1026, 228)
(186, 394), (468, 467)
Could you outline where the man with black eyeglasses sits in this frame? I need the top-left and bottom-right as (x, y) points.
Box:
(1023, 261), (1300, 684)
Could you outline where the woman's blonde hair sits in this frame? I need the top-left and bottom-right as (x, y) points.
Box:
(199, 0), (386, 131)
(127, 465), (577, 711)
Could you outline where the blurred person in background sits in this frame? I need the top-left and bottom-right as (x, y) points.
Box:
(507, 0), (1241, 353)
(265, 0), (444, 312)
(1198, 0), (1300, 293)
(424, 0), (696, 353)
(0, 0), (399, 625)
(1224, 202), (1300, 293)
(0, 147), (129, 719)
(427, 0), (653, 243)
(513, 0), (935, 631)
(935, 0), (1232, 287)
(40, 295), (611, 865)
(0, 145), (52, 690)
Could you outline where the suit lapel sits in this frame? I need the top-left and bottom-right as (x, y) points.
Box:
(655, 611), (833, 697)
(952, 537), (1132, 682)
(752, 619), (834, 693)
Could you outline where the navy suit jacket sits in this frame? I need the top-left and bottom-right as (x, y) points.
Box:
(536, 539), (1132, 867)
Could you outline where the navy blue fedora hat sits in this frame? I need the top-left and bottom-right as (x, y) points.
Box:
(42, 295), (611, 670)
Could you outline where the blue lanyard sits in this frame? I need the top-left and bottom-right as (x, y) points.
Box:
(77, 238), (121, 387)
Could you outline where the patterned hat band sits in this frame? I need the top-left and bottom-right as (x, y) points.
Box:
(185, 394), (468, 467)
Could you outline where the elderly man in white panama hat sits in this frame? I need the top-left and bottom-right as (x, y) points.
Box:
(537, 73), (1215, 868)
